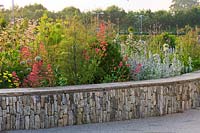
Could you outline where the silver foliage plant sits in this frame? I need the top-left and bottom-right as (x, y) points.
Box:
(121, 35), (192, 81)
(129, 50), (184, 80)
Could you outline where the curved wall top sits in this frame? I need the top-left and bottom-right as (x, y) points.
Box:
(0, 71), (200, 96)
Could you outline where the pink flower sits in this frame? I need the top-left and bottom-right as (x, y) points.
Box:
(83, 50), (87, 55)
(85, 55), (90, 61)
(135, 63), (142, 73)
(47, 64), (51, 69)
(102, 46), (107, 51)
(119, 61), (123, 68)
(123, 56), (128, 61)
(95, 48), (100, 54)
(12, 71), (17, 77)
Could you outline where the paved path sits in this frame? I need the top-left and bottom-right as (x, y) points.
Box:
(8, 108), (200, 133)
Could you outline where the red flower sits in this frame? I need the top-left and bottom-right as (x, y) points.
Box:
(97, 22), (107, 53)
(25, 60), (43, 87)
(39, 42), (46, 53)
(101, 41), (107, 45)
(20, 46), (31, 59)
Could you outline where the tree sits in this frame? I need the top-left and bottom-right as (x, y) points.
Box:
(104, 5), (126, 31)
(58, 6), (81, 19)
(170, 0), (199, 12)
(17, 4), (47, 19)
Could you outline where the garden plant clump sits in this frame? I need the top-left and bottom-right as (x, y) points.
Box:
(124, 33), (192, 81)
(0, 14), (199, 89)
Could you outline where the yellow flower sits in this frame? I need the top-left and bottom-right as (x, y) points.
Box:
(0, 80), (2, 83)
(8, 74), (12, 77)
(3, 71), (8, 75)
(3, 75), (8, 79)
(3, 72), (7, 75)
(14, 82), (19, 87)
(163, 43), (169, 52)
(8, 80), (11, 82)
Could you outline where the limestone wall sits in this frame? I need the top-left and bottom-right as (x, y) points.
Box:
(0, 71), (200, 131)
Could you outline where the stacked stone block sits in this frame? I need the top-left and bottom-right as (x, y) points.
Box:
(0, 78), (200, 131)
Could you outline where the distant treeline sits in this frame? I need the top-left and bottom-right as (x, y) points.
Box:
(1, 4), (200, 33)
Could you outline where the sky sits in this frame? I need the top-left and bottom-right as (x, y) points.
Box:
(0, 0), (172, 12)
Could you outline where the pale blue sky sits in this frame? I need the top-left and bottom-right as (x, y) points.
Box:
(1, 0), (172, 12)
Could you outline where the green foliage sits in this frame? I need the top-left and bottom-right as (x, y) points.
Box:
(17, 4), (47, 19)
(160, 33), (176, 48)
(0, 11), (7, 28)
(148, 32), (177, 55)
(102, 60), (130, 83)
(58, 7), (81, 19)
(100, 42), (130, 82)
(0, 17), (7, 28)
(93, 23), (130, 83)
(2, 4), (200, 33)
(36, 14), (99, 85)
(176, 30), (200, 70)
(128, 26), (134, 33)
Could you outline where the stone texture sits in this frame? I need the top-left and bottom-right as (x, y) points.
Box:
(0, 72), (200, 131)
(35, 115), (40, 129)
(25, 116), (29, 129)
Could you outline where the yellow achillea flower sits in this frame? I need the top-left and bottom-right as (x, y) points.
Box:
(14, 82), (19, 87)
(3, 75), (8, 79)
(8, 74), (12, 77)
(0, 71), (15, 88)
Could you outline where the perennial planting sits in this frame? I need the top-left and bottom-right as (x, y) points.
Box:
(0, 14), (199, 88)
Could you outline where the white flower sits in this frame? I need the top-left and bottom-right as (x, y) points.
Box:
(163, 43), (169, 52)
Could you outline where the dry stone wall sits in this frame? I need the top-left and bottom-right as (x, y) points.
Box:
(0, 71), (200, 131)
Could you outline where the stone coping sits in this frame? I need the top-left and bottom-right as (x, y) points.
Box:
(0, 71), (200, 96)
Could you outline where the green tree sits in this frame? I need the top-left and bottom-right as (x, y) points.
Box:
(104, 5), (126, 31)
(170, 0), (199, 12)
(58, 6), (81, 19)
(17, 4), (47, 19)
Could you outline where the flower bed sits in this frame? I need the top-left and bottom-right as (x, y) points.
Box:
(1, 17), (198, 88)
